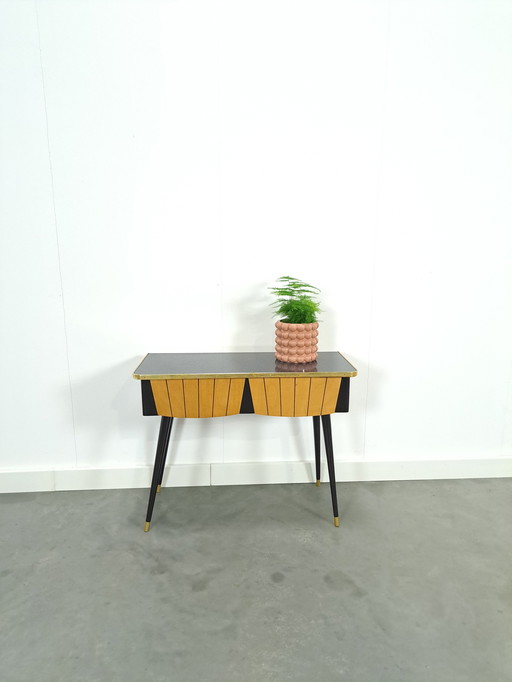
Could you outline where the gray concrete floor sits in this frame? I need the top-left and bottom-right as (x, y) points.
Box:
(1, 479), (511, 682)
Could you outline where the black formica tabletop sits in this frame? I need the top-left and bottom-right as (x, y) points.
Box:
(133, 352), (357, 380)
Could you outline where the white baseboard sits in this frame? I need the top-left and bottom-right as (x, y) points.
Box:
(0, 465), (211, 494)
(0, 458), (510, 493)
(211, 458), (512, 485)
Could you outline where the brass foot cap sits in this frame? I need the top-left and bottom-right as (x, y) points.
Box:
(333, 517), (340, 527)
(315, 480), (321, 487)
(156, 485), (161, 493)
(144, 522), (151, 532)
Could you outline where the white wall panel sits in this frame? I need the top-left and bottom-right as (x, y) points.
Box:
(0, 2), (75, 469)
(364, 0), (512, 461)
(35, 1), (225, 466)
(0, 0), (511, 487)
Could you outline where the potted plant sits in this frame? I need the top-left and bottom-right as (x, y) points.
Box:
(269, 275), (321, 363)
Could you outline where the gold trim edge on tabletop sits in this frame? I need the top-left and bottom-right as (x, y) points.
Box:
(132, 352), (357, 380)
(133, 370), (357, 380)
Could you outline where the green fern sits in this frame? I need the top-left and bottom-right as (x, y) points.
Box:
(269, 276), (321, 324)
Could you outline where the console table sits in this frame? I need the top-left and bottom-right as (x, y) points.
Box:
(133, 352), (357, 531)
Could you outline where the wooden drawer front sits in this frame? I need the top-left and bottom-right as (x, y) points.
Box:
(149, 378), (245, 417)
(248, 377), (342, 417)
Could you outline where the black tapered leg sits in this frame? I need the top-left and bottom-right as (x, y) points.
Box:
(144, 417), (173, 531)
(157, 417), (173, 491)
(313, 416), (321, 486)
(320, 414), (340, 527)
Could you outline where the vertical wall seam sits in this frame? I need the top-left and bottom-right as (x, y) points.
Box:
(362, 0), (392, 462)
(34, 0), (79, 466)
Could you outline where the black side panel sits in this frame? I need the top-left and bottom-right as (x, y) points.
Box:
(141, 380), (158, 415)
(335, 377), (350, 413)
(239, 379), (255, 414)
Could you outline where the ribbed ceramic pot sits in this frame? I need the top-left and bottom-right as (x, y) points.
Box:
(275, 321), (319, 363)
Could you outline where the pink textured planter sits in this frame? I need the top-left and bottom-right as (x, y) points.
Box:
(275, 321), (319, 364)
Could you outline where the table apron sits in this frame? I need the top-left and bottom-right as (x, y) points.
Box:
(141, 376), (350, 417)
